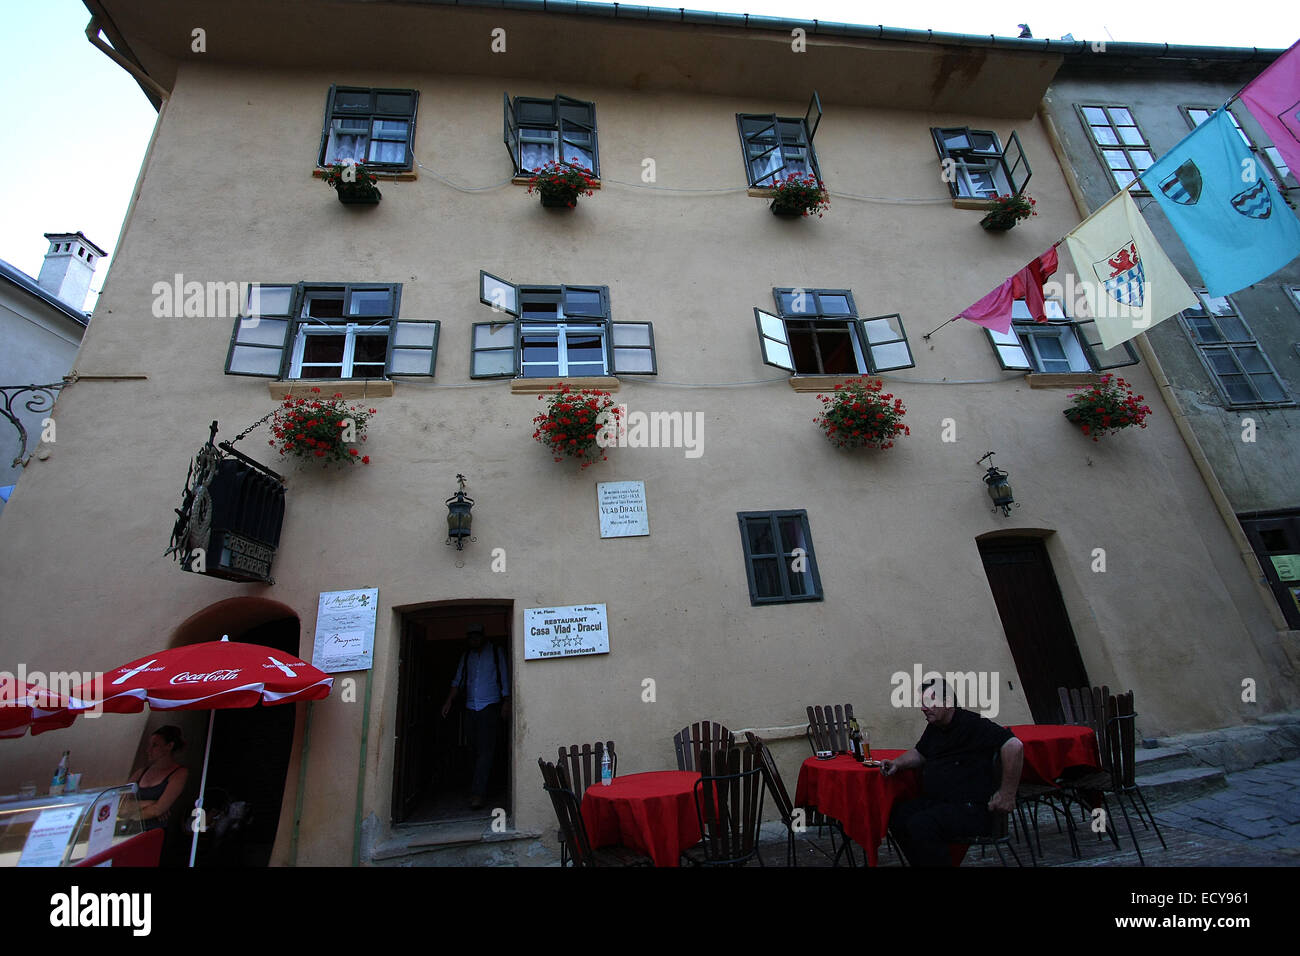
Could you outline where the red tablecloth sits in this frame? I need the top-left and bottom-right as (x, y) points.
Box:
(794, 750), (914, 865)
(1011, 725), (1100, 785)
(581, 771), (701, 867)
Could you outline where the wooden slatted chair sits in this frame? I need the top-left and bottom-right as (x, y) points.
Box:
(538, 758), (651, 868)
(1053, 684), (1119, 858)
(681, 745), (766, 867)
(555, 741), (616, 866)
(805, 704), (854, 754)
(673, 721), (734, 772)
(953, 750), (1024, 866)
(1099, 690), (1167, 866)
(745, 731), (834, 867)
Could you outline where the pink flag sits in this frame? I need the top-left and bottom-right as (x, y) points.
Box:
(1240, 40), (1300, 187)
(955, 247), (1059, 334)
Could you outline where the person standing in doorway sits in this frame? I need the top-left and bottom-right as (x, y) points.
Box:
(441, 624), (510, 809)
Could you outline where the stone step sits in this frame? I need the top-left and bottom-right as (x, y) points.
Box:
(369, 826), (556, 867)
(1131, 766), (1227, 808)
(1134, 746), (1201, 775)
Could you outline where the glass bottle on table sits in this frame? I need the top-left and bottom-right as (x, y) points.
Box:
(848, 718), (864, 761)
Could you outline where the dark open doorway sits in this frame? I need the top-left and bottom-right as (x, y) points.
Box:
(195, 616), (300, 867)
(393, 603), (512, 826)
(977, 535), (1090, 723)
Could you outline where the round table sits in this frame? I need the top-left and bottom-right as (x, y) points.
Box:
(580, 770), (701, 867)
(793, 750), (915, 866)
(1010, 725), (1100, 785)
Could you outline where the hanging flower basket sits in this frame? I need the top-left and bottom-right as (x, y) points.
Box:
(769, 172), (830, 218)
(979, 193), (1035, 230)
(813, 377), (909, 449)
(1062, 374), (1151, 441)
(324, 161), (382, 205)
(532, 384), (621, 468)
(269, 388), (375, 465)
(526, 161), (597, 209)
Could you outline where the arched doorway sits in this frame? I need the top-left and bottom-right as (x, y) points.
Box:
(142, 597), (302, 866)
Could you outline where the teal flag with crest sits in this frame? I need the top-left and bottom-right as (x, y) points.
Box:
(1145, 108), (1300, 296)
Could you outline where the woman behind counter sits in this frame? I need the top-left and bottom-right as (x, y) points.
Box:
(129, 725), (189, 863)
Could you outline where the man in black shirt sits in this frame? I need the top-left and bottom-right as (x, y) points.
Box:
(881, 678), (1024, 866)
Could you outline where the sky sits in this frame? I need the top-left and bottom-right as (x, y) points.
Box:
(1, 0), (1297, 308)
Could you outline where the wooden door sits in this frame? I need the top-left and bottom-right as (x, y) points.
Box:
(978, 536), (1090, 723)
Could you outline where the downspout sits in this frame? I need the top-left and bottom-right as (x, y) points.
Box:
(85, 17), (169, 103)
(1038, 100), (1291, 635)
(288, 700), (315, 866)
(352, 668), (375, 866)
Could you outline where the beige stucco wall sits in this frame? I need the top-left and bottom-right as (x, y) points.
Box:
(1, 36), (1295, 865)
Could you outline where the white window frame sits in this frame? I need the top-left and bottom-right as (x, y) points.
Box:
(985, 300), (1138, 373)
(1077, 105), (1156, 194)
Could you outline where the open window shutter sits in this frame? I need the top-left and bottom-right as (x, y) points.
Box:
(609, 322), (656, 374)
(931, 127), (964, 199)
(480, 270), (520, 317)
(804, 91), (822, 142)
(857, 314), (916, 372)
(503, 93), (520, 174)
(386, 320), (440, 376)
(561, 285), (607, 321)
(984, 326), (1033, 371)
(225, 284), (295, 377)
(755, 308), (795, 371)
(740, 114), (785, 187)
(1074, 319), (1139, 370)
(557, 95), (598, 177)
(1005, 130), (1032, 196)
(471, 321), (518, 378)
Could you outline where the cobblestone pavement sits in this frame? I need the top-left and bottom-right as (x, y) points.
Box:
(759, 757), (1300, 867)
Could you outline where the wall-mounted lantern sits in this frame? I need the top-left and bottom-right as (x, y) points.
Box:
(446, 474), (475, 550)
(978, 452), (1016, 517)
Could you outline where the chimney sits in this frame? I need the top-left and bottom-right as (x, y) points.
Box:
(36, 231), (106, 313)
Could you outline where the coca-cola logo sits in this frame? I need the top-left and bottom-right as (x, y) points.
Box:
(168, 669), (241, 685)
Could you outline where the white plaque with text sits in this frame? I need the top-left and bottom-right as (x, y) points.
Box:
(524, 604), (610, 660)
(597, 481), (649, 538)
(312, 588), (378, 673)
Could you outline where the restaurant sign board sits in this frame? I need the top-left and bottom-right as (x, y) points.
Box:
(524, 603), (609, 660)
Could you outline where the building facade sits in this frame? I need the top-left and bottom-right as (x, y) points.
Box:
(0, 0), (1295, 865)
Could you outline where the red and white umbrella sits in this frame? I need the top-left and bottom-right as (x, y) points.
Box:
(0, 677), (80, 739)
(68, 637), (333, 865)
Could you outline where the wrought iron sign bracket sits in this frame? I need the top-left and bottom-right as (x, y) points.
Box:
(1, 380), (72, 468)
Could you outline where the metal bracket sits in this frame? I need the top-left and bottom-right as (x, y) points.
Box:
(1, 380), (72, 468)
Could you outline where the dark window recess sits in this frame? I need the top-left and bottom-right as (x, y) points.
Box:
(319, 86), (417, 169)
(755, 288), (915, 375)
(1240, 512), (1300, 629)
(503, 93), (598, 176)
(737, 510), (823, 605)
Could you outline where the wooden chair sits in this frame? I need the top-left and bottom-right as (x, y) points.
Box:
(673, 721), (734, 772)
(537, 758), (651, 868)
(555, 741), (616, 866)
(805, 704), (854, 754)
(681, 745), (766, 867)
(1099, 690), (1167, 866)
(745, 731), (835, 867)
(1053, 684), (1119, 858)
(953, 751), (1024, 866)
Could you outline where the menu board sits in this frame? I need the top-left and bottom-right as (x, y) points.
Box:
(312, 588), (379, 673)
(18, 806), (82, 867)
(86, 792), (121, 859)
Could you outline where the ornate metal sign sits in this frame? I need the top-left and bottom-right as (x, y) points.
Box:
(167, 422), (285, 583)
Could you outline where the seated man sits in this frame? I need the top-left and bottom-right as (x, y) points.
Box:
(881, 677), (1023, 866)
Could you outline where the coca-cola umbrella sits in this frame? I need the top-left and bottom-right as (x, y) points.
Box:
(0, 678), (80, 739)
(68, 636), (332, 866)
